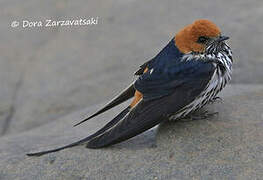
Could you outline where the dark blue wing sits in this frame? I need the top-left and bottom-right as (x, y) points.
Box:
(134, 39), (216, 101)
(26, 39), (217, 154)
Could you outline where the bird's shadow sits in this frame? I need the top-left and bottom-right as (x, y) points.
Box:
(108, 107), (219, 151)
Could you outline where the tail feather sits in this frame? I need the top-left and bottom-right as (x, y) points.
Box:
(27, 107), (130, 156)
(74, 83), (135, 127)
(86, 100), (165, 148)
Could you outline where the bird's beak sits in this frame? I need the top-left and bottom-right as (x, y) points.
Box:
(216, 35), (229, 42)
(205, 35), (230, 53)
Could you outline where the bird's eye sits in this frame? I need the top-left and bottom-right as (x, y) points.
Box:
(197, 36), (209, 44)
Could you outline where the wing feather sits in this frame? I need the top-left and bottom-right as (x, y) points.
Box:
(74, 83), (135, 126)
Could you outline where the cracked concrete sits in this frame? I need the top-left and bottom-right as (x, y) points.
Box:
(0, 73), (23, 135)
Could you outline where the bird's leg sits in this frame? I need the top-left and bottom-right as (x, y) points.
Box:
(208, 96), (223, 104)
(180, 110), (219, 122)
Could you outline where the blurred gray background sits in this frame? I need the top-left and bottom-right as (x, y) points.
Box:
(1, 0), (263, 179)
(0, 0), (263, 135)
(1, 0), (263, 137)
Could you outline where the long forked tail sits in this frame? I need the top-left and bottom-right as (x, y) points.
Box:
(27, 107), (130, 156)
(73, 83), (135, 127)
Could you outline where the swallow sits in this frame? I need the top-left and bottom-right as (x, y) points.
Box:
(27, 19), (233, 156)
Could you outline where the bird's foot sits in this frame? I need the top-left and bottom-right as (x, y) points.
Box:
(208, 96), (223, 104)
(180, 110), (219, 122)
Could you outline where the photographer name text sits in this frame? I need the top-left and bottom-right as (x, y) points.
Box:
(11, 17), (99, 28)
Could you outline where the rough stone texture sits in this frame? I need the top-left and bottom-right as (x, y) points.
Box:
(0, 85), (263, 180)
(0, 0), (263, 136)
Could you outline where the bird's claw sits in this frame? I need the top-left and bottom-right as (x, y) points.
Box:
(180, 110), (219, 122)
(208, 96), (223, 104)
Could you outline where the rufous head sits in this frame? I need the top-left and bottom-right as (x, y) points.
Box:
(175, 19), (227, 54)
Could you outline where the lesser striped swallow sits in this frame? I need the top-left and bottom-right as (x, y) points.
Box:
(27, 19), (233, 156)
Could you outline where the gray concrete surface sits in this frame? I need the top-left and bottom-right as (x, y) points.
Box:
(0, 85), (263, 180)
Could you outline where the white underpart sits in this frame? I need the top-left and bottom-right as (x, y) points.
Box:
(169, 43), (233, 120)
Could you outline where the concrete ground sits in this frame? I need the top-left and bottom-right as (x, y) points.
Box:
(1, 85), (263, 180)
(0, 0), (263, 179)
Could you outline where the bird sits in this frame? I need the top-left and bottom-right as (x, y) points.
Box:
(27, 19), (233, 156)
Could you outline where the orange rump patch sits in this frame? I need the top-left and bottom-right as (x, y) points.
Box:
(130, 67), (148, 108)
(130, 90), (143, 108)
